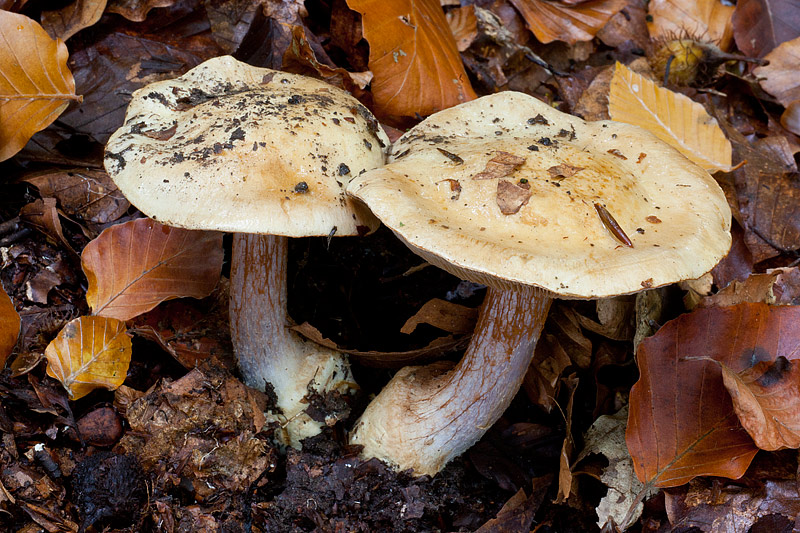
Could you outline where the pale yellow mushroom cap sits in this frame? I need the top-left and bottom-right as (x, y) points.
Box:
(348, 91), (731, 298)
(104, 56), (390, 237)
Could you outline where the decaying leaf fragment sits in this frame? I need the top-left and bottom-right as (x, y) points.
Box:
(82, 218), (224, 321)
(45, 316), (132, 400)
(473, 151), (527, 180)
(0, 11), (81, 162)
(496, 180), (532, 215)
(608, 62), (732, 172)
(721, 357), (800, 451)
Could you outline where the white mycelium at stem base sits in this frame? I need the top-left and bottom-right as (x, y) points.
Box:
(350, 286), (552, 476)
(231, 233), (355, 446)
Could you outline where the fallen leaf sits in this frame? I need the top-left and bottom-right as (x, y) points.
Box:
(473, 151), (527, 180)
(754, 36), (800, 107)
(608, 62), (732, 172)
(21, 168), (130, 229)
(576, 406), (657, 530)
(556, 374), (579, 502)
(106, 0), (176, 21)
(771, 267), (800, 305)
(475, 479), (549, 532)
(400, 298), (477, 335)
(292, 321), (471, 368)
(732, 0), (800, 57)
(523, 331), (571, 412)
(647, 0), (735, 51)
(0, 11), (80, 162)
(627, 303), (800, 487)
(346, 0), (477, 120)
(547, 163), (584, 179)
(664, 455), (800, 532)
(782, 100), (800, 135)
(45, 316), (132, 400)
(721, 356), (800, 450)
(496, 180), (532, 215)
(82, 218), (224, 321)
(41, 0), (107, 41)
(575, 296), (635, 341)
(699, 272), (780, 308)
(509, 0), (626, 44)
(0, 284), (20, 366)
(446, 5), (478, 52)
(19, 198), (76, 256)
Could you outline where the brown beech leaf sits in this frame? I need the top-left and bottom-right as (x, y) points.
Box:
(625, 303), (800, 487)
(106, 0), (176, 22)
(509, 0), (626, 44)
(293, 321), (470, 368)
(82, 218), (224, 321)
(41, 0), (107, 41)
(496, 180), (532, 215)
(0, 11), (80, 162)
(346, 0), (476, 120)
(647, 0), (735, 51)
(608, 62), (732, 172)
(755, 37), (800, 107)
(21, 168), (130, 228)
(447, 5), (479, 52)
(0, 284), (20, 366)
(45, 316), (132, 400)
(721, 356), (800, 450)
(732, 0), (800, 57)
(698, 272), (781, 308)
(473, 151), (527, 180)
(400, 298), (477, 335)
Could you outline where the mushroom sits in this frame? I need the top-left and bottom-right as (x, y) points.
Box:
(104, 56), (390, 446)
(346, 91), (731, 476)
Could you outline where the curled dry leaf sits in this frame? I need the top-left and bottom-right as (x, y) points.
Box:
(509, 0), (627, 45)
(446, 5), (479, 52)
(399, 298), (477, 335)
(721, 357), (800, 451)
(0, 11), (81, 162)
(496, 180), (532, 215)
(82, 218), (224, 321)
(608, 62), (732, 172)
(473, 151), (527, 180)
(647, 0), (735, 51)
(755, 37), (800, 107)
(106, 0), (176, 22)
(0, 284), (20, 366)
(346, 0), (476, 120)
(45, 316), (132, 400)
(41, 0), (107, 41)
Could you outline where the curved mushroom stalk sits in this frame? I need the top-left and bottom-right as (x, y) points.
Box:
(350, 286), (552, 476)
(231, 233), (356, 447)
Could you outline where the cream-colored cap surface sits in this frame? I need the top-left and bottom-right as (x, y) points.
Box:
(104, 56), (390, 237)
(348, 91), (731, 298)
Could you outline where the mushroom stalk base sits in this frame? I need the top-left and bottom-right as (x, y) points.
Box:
(230, 233), (355, 447)
(350, 286), (552, 476)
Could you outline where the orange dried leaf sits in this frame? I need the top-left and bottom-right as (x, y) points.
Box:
(106, 0), (176, 22)
(45, 316), (132, 400)
(0, 284), (20, 365)
(626, 304), (800, 487)
(509, 0), (627, 44)
(0, 11), (80, 162)
(721, 357), (800, 451)
(647, 0), (735, 51)
(400, 298), (477, 335)
(82, 218), (224, 321)
(608, 62), (732, 172)
(346, 0), (476, 119)
(473, 151), (527, 180)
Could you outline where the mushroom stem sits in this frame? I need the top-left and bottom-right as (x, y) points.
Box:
(350, 285), (552, 476)
(230, 233), (356, 447)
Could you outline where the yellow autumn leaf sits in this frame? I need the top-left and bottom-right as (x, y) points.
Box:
(608, 62), (732, 172)
(0, 10), (81, 162)
(45, 316), (132, 400)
